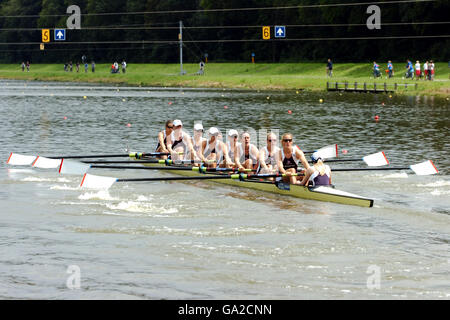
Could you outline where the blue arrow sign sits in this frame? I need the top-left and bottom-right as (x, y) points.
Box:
(274, 26), (286, 38)
(54, 29), (66, 41)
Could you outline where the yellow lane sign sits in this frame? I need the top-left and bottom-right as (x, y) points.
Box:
(42, 29), (50, 43)
(262, 26), (270, 40)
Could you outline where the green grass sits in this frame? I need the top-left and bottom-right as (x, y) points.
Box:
(0, 62), (448, 96)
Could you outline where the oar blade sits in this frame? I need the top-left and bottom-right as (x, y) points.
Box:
(32, 156), (62, 169)
(362, 151), (389, 167)
(80, 173), (117, 189)
(6, 153), (37, 166)
(410, 160), (439, 175)
(315, 144), (338, 159)
(59, 159), (91, 175)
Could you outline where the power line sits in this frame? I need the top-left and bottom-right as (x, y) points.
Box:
(1, 21), (450, 31)
(1, 34), (448, 46)
(0, 0), (437, 18)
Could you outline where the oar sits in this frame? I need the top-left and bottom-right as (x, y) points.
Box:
(88, 165), (252, 172)
(6, 152), (173, 165)
(59, 159), (218, 175)
(46, 151), (171, 159)
(329, 160), (438, 175)
(79, 172), (299, 189)
(302, 144), (338, 156)
(322, 151), (389, 167)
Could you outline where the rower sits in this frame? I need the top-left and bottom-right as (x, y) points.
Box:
(298, 152), (331, 186)
(225, 129), (240, 168)
(192, 123), (206, 162)
(166, 119), (196, 162)
(257, 132), (280, 174)
(277, 133), (310, 184)
(234, 132), (259, 171)
(155, 120), (173, 159)
(201, 127), (230, 168)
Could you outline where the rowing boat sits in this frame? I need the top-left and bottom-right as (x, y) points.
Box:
(141, 162), (374, 207)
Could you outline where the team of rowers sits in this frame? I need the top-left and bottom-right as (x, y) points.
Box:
(155, 119), (331, 186)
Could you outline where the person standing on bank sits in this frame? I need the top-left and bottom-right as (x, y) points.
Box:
(326, 59), (333, 77)
(121, 60), (127, 74)
(387, 61), (394, 78)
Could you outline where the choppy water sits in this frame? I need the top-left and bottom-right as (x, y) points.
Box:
(0, 80), (449, 299)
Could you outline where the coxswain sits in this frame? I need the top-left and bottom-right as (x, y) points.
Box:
(166, 119), (196, 162)
(234, 132), (259, 171)
(155, 120), (173, 159)
(298, 152), (331, 186)
(257, 132), (280, 174)
(277, 133), (310, 184)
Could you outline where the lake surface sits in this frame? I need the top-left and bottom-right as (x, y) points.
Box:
(0, 80), (449, 299)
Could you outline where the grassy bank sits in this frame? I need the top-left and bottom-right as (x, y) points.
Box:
(0, 62), (448, 96)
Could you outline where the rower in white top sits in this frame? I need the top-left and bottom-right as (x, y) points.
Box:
(257, 132), (280, 174)
(223, 129), (240, 168)
(166, 119), (196, 162)
(200, 127), (231, 168)
(155, 120), (173, 159)
(234, 132), (259, 171)
(192, 123), (206, 163)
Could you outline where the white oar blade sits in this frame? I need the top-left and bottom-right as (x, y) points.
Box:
(410, 160), (439, 176)
(315, 144), (338, 159)
(6, 153), (37, 166)
(80, 173), (117, 189)
(32, 156), (62, 169)
(59, 159), (91, 175)
(363, 151), (389, 167)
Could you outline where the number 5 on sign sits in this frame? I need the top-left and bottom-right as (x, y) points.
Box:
(262, 26), (270, 40)
(42, 29), (50, 43)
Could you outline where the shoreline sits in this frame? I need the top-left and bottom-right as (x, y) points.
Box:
(0, 63), (448, 97)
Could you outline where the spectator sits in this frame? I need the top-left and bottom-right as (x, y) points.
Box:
(91, 61), (95, 73)
(326, 59), (333, 77)
(415, 61), (421, 80)
(21, 62), (25, 72)
(76, 62), (80, 73)
(121, 60), (127, 74)
(429, 60), (435, 81)
(387, 61), (394, 78)
(84, 62), (88, 73)
(373, 61), (380, 78)
(69, 61), (73, 72)
(26, 61), (30, 72)
(423, 61), (428, 80)
(405, 60), (413, 79)
(198, 60), (205, 75)
(64, 63), (68, 72)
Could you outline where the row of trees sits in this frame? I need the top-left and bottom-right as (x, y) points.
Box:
(0, 0), (448, 64)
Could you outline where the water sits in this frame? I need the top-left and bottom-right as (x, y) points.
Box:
(0, 80), (449, 299)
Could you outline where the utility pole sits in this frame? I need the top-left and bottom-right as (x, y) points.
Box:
(179, 21), (186, 75)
